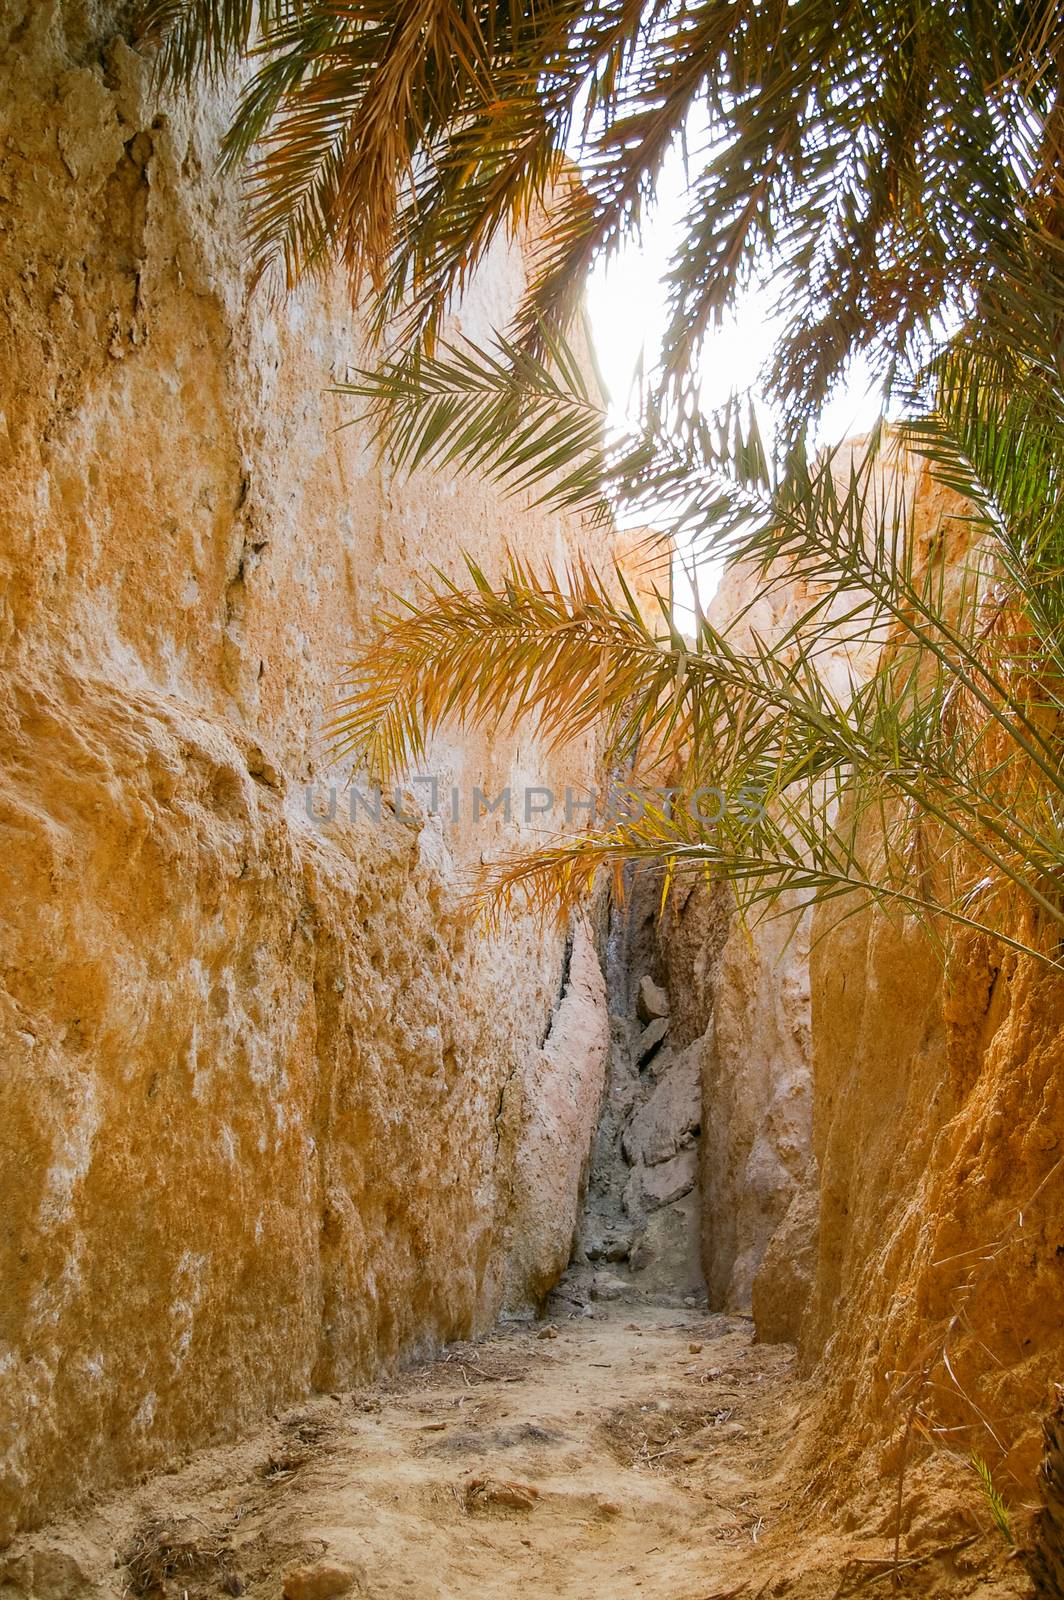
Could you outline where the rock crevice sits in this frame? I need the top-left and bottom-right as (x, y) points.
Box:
(554, 869), (707, 1311)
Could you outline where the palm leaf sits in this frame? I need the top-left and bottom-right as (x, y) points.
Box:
(327, 361), (1064, 968)
(145, 0), (1063, 414)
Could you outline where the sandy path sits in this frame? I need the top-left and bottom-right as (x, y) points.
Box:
(271, 1307), (795, 1600)
(0, 1305), (1029, 1600)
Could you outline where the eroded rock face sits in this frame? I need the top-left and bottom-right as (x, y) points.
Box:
(750, 1187), (819, 1346)
(0, 6), (610, 1539)
(779, 457), (1064, 1493)
(656, 444), (919, 1333)
(621, 1042), (701, 1167)
(804, 907), (1064, 1496)
(696, 893), (815, 1322)
(668, 441), (1064, 1495)
(638, 1147), (698, 1212)
(498, 921), (610, 1306)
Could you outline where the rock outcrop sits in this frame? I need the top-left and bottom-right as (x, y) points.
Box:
(498, 921), (610, 1306)
(793, 456), (1064, 1498)
(688, 883), (816, 1327)
(656, 445), (924, 1337)
(804, 902), (1064, 1497)
(661, 441), (1064, 1505)
(0, 4), (610, 1540)
(557, 871), (707, 1308)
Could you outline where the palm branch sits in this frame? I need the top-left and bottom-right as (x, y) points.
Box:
(332, 538), (1064, 963)
(142, 0), (1064, 962)
(328, 274), (1064, 965)
(141, 0), (1064, 420)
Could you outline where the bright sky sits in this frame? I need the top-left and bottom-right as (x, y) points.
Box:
(583, 142), (886, 625)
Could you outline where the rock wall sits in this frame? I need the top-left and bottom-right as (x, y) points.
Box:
(804, 902), (1064, 1502)
(793, 457), (1064, 1501)
(659, 534), (883, 1334)
(0, 1), (610, 1540)
(663, 442), (1064, 1508)
(659, 868), (817, 1333)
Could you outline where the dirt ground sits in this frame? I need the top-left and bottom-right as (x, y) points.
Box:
(0, 1304), (1033, 1600)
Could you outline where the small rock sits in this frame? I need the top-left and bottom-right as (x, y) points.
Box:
(636, 976), (670, 1023)
(245, 745), (282, 788)
(465, 1475), (539, 1511)
(589, 1272), (627, 1302)
(585, 1231), (632, 1263)
(596, 1498), (622, 1518)
(635, 1016), (668, 1064)
(641, 1148), (698, 1212)
(282, 1560), (359, 1600)
(689, 1342), (703, 1354)
(4, 1550), (89, 1598)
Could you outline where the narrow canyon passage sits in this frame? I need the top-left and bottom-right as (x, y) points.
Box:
(8, 13), (1064, 1597)
(1, 1307), (796, 1599)
(5, 1303), (1027, 1600)
(560, 869), (708, 1309)
(2, 891), (1031, 1600)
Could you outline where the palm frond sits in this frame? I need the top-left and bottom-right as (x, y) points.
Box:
(139, 0), (285, 84)
(328, 396), (1064, 968)
(474, 803), (1059, 973)
(328, 553), (680, 781)
(151, 0), (1064, 967)
(146, 0), (1063, 415)
(333, 325), (615, 513)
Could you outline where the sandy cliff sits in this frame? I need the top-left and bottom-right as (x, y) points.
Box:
(0, 1), (609, 1539)
(663, 446), (1064, 1509)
